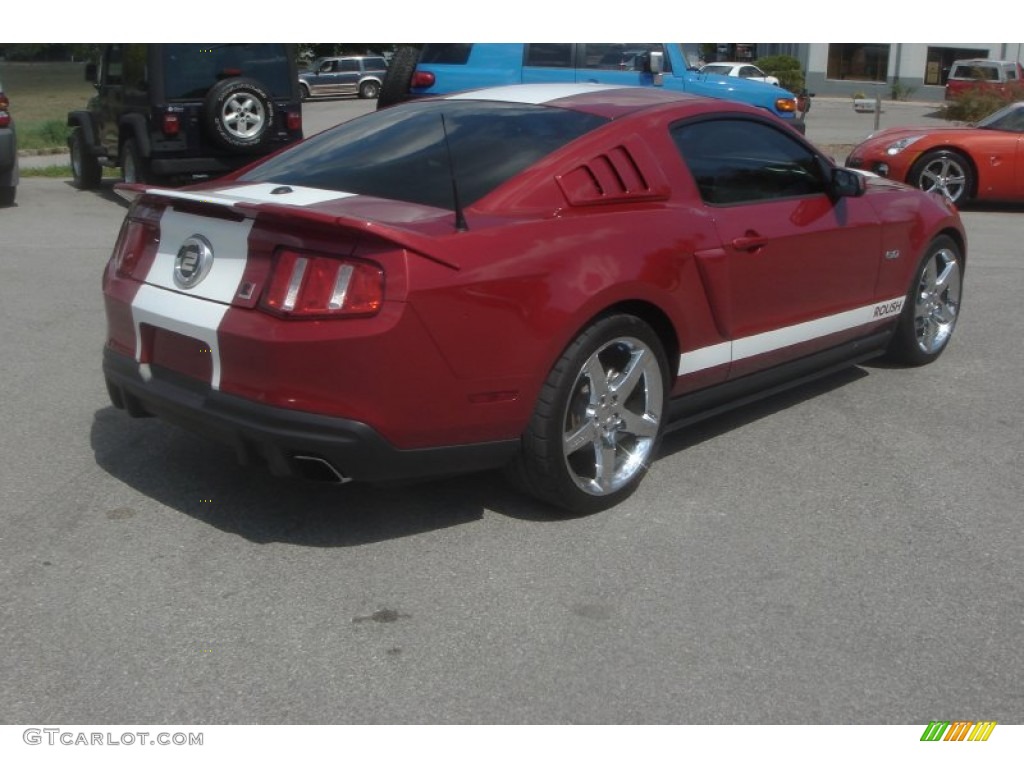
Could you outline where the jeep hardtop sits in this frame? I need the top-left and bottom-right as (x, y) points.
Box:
(68, 43), (303, 188)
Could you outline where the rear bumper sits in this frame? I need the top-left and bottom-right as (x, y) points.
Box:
(102, 347), (519, 484)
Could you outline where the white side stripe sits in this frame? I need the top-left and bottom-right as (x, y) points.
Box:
(678, 298), (905, 376)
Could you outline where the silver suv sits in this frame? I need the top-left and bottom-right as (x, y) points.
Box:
(298, 55), (388, 100)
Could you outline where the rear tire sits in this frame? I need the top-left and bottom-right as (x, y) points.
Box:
(0, 185), (14, 206)
(885, 235), (963, 366)
(507, 314), (668, 515)
(359, 80), (381, 99)
(376, 45), (421, 109)
(70, 128), (102, 190)
(120, 138), (151, 185)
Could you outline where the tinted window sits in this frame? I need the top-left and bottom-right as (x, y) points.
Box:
(524, 44), (573, 68)
(339, 59), (359, 72)
(420, 44), (473, 65)
(979, 103), (1024, 132)
(672, 119), (826, 205)
(581, 44), (664, 71)
(162, 44), (292, 99)
(241, 100), (608, 209)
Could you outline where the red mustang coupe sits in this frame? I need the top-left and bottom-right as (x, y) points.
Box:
(102, 84), (966, 514)
(846, 100), (1024, 206)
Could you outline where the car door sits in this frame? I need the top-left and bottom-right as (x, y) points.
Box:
(671, 117), (884, 378)
(335, 59), (362, 95)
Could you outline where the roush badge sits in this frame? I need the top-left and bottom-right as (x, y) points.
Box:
(173, 235), (214, 289)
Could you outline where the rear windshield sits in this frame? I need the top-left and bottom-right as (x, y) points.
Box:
(951, 64), (1000, 81)
(240, 99), (608, 209)
(162, 44), (293, 99)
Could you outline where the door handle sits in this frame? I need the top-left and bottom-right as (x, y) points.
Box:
(731, 234), (767, 252)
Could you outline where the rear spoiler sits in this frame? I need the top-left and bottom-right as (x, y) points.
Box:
(115, 183), (460, 270)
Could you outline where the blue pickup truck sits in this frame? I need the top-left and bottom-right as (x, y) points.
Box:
(378, 43), (803, 133)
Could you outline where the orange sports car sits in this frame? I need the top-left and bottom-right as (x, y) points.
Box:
(845, 101), (1024, 206)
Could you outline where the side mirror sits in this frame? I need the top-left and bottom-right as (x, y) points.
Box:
(648, 51), (664, 75)
(85, 62), (97, 83)
(831, 167), (867, 198)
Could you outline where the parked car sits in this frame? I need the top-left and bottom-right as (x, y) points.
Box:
(944, 59), (1023, 100)
(0, 82), (17, 206)
(845, 100), (1024, 205)
(298, 55), (388, 100)
(102, 84), (964, 514)
(378, 43), (804, 132)
(67, 43), (303, 188)
(698, 62), (780, 86)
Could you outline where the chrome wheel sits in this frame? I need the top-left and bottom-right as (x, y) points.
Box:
(914, 245), (962, 355)
(220, 91), (267, 140)
(562, 336), (664, 496)
(913, 152), (971, 204)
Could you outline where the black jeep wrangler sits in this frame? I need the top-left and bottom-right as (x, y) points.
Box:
(68, 43), (303, 188)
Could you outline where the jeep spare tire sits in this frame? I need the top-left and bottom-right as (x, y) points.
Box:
(204, 77), (275, 151)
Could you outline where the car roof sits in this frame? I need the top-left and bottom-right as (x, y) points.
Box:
(437, 82), (734, 120)
(439, 82), (774, 121)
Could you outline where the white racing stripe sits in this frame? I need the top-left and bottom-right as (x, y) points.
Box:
(445, 83), (627, 105)
(132, 284), (231, 389)
(130, 209), (255, 390)
(145, 183), (358, 208)
(678, 298), (905, 376)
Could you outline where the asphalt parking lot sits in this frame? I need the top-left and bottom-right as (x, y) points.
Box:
(2, 98), (1023, 726)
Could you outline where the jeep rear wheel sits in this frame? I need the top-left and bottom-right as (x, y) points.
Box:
(120, 139), (151, 185)
(70, 128), (101, 190)
(204, 77), (275, 151)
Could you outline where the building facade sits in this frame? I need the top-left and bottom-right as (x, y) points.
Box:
(735, 43), (1024, 100)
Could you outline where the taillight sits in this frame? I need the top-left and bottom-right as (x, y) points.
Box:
(286, 110), (301, 132)
(411, 70), (436, 89)
(260, 249), (384, 318)
(112, 220), (151, 278)
(0, 91), (10, 128)
(162, 112), (180, 136)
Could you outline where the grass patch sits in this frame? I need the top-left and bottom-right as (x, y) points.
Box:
(1, 61), (95, 151)
(20, 165), (120, 178)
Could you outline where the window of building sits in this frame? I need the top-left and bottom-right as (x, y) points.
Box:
(826, 44), (890, 82)
(924, 46), (991, 85)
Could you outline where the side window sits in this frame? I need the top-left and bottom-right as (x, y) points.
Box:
(104, 44), (124, 86)
(581, 44), (665, 72)
(672, 119), (827, 205)
(339, 59), (359, 72)
(122, 44), (147, 91)
(524, 44), (573, 68)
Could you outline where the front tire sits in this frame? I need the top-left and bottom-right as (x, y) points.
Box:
(886, 235), (963, 366)
(908, 150), (973, 206)
(70, 128), (101, 190)
(507, 315), (668, 515)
